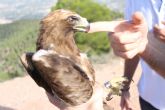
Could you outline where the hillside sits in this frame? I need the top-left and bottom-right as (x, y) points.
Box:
(0, 20), (39, 81)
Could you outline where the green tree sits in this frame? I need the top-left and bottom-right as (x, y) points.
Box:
(0, 20), (39, 81)
(52, 0), (123, 55)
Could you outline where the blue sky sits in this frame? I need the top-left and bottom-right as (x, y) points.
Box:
(0, 0), (57, 20)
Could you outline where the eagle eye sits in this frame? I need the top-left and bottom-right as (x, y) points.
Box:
(67, 16), (79, 24)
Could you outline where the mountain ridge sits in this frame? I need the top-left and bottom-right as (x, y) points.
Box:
(0, 0), (125, 23)
(0, 0), (57, 21)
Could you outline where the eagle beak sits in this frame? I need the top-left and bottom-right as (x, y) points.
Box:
(73, 17), (90, 32)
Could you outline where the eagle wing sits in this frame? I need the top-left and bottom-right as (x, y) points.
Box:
(20, 53), (53, 94)
(20, 50), (93, 106)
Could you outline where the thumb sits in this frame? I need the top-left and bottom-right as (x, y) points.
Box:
(132, 12), (145, 25)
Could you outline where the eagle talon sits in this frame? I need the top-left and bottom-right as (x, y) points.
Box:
(106, 96), (113, 101)
(104, 76), (128, 97)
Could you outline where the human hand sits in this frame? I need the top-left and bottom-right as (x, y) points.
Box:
(88, 12), (148, 59)
(46, 83), (107, 110)
(154, 21), (165, 42)
(108, 12), (148, 59)
(120, 91), (132, 110)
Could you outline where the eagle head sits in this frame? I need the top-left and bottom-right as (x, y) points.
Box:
(37, 9), (90, 52)
(41, 9), (89, 32)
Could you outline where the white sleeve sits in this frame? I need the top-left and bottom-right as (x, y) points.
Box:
(124, 0), (133, 20)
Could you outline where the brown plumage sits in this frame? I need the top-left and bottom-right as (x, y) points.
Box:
(20, 9), (95, 106)
(20, 9), (128, 110)
(36, 9), (95, 82)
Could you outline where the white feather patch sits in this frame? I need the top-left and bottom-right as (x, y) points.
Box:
(32, 50), (52, 67)
(32, 49), (48, 61)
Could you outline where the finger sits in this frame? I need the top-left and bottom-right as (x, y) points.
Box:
(113, 47), (139, 59)
(154, 24), (160, 31)
(154, 24), (165, 38)
(110, 32), (141, 44)
(124, 98), (130, 110)
(125, 97), (133, 110)
(161, 21), (165, 25)
(158, 29), (165, 37)
(155, 23), (159, 27)
(88, 21), (125, 33)
(111, 38), (141, 52)
(159, 35), (165, 40)
(132, 12), (145, 25)
(156, 34), (165, 43)
(120, 93), (131, 110)
(154, 24), (165, 35)
(120, 97), (126, 110)
(121, 92), (132, 110)
(125, 102), (133, 110)
(154, 25), (162, 37)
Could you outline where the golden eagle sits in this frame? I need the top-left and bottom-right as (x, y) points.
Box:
(20, 9), (126, 108)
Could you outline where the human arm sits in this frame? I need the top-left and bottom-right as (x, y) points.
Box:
(108, 13), (165, 78)
(138, 22), (165, 78)
(109, 12), (165, 78)
(124, 56), (139, 88)
(139, 32), (165, 78)
(109, 13), (165, 78)
(88, 12), (165, 78)
(120, 56), (139, 110)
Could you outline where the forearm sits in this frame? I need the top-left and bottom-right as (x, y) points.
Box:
(124, 55), (139, 88)
(140, 37), (165, 78)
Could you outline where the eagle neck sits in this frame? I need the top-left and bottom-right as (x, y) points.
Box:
(52, 29), (80, 59)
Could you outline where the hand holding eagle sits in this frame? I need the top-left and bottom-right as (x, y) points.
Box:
(20, 9), (127, 109)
